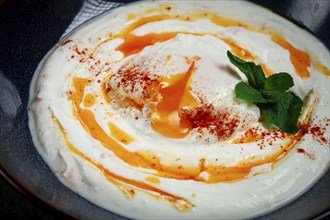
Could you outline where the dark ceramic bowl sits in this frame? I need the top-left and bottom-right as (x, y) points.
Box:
(0, 0), (329, 219)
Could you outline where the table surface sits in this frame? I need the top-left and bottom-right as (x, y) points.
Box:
(0, 0), (329, 219)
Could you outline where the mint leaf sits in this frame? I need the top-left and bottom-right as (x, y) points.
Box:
(260, 73), (294, 103)
(227, 51), (266, 89)
(235, 82), (268, 103)
(263, 72), (294, 93)
(258, 92), (303, 133)
(227, 50), (303, 133)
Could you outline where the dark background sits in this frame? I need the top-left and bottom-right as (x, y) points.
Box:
(0, 0), (329, 219)
(0, 0), (83, 218)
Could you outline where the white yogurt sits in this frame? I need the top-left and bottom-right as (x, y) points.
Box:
(29, 1), (330, 219)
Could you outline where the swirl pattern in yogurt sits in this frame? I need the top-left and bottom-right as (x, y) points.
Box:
(28, 1), (330, 219)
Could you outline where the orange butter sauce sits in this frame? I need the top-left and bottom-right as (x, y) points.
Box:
(271, 34), (311, 79)
(232, 129), (262, 144)
(71, 77), (306, 184)
(52, 115), (193, 211)
(313, 59), (330, 77)
(220, 38), (255, 61)
(72, 7), (321, 181)
(116, 32), (179, 57)
(260, 64), (273, 77)
(83, 93), (96, 107)
(145, 176), (161, 184)
(112, 7), (328, 79)
(108, 121), (134, 144)
(61, 4), (327, 209)
(111, 13), (321, 80)
(220, 38), (274, 76)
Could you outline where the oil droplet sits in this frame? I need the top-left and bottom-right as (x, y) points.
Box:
(145, 176), (160, 184)
(83, 93), (96, 107)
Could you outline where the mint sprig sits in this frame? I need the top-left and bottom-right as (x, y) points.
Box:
(227, 51), (303, 133)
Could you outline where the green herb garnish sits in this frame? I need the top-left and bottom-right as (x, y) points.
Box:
(227, 51), (303, 133)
